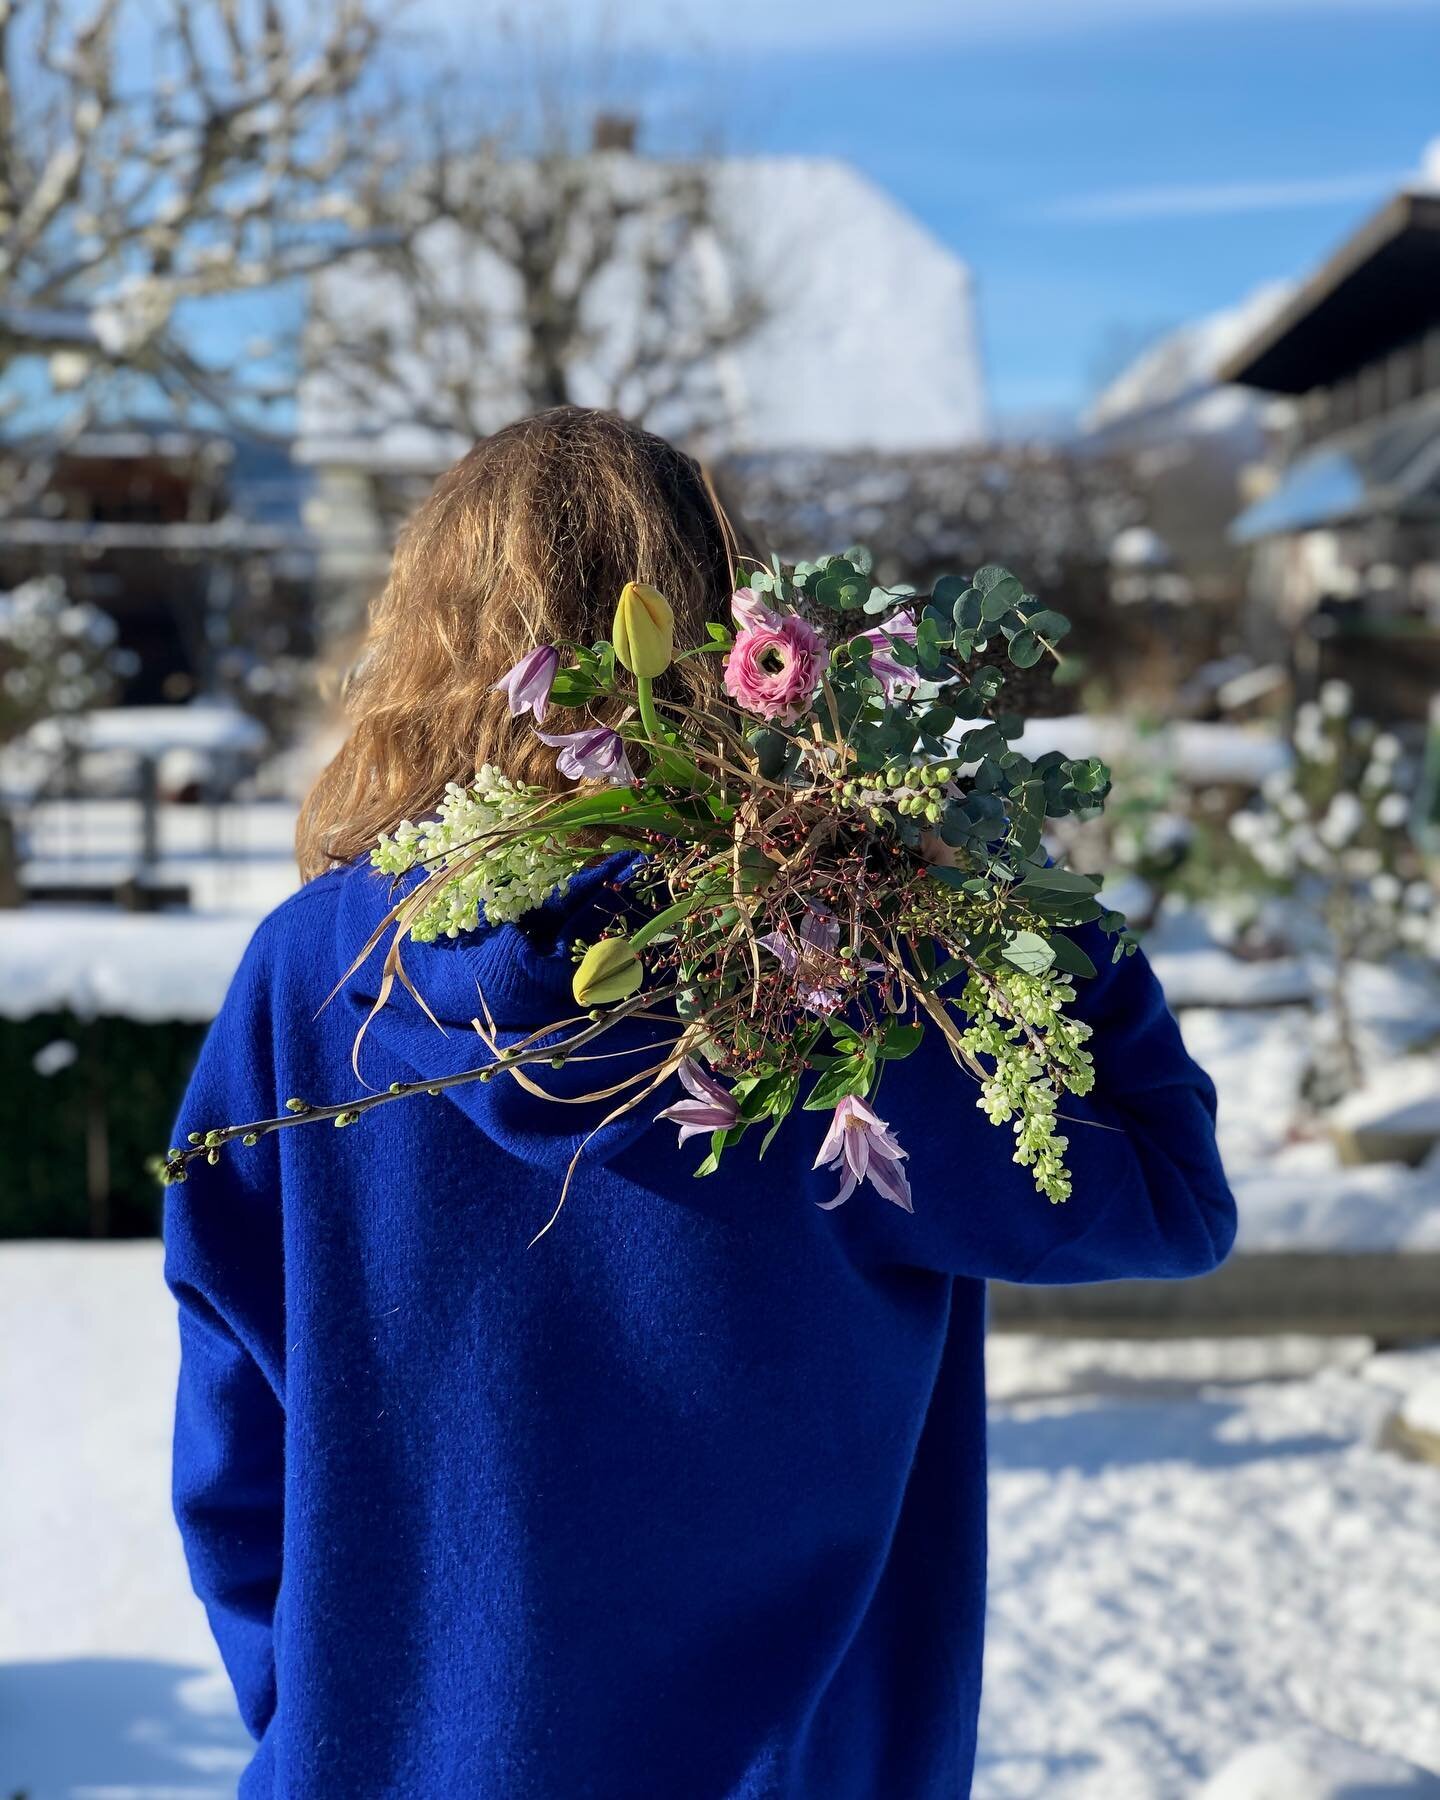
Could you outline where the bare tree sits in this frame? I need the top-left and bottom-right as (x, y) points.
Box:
(302, 24), (769, 458)
(0, 0), (403, 497)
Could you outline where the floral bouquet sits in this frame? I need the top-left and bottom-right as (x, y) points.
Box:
(161, 552), (1135, 1232)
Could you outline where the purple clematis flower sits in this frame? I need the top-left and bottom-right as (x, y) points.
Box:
(492, 644), (559, 723)
(656, 1058), (739, 1145)
(758, 901), (881, 1016)
(535, 725), (635, 786)
(860, 609), (919, 697)
(813, 1095), (913, 1212)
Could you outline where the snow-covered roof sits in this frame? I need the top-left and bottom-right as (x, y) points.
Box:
(27, 702), (267, 759)
(1083, 281), (1294, 440)
(295, 156), (987, 466)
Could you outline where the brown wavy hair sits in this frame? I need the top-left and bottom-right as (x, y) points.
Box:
(296, 407), (747, 881)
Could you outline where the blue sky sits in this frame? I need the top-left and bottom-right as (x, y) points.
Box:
(517, 0), (1440, 424)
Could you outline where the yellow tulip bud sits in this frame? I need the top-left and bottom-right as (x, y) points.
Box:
(572, 938), (644, 1007)
(613, 581), (674, 678)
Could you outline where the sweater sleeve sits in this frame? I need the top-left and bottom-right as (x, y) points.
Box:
(878, 928), (1237, 1285)
(163, 924), (287, 1740)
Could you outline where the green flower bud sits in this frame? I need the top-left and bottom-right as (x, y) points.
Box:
(573, 937), (644, 1006)
(612, 581), (674, 678)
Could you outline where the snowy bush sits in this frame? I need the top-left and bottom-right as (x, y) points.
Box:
(0, 577), (135, 747)
(1228, 680), (1436, 1088)
(0, 576), (139, 904)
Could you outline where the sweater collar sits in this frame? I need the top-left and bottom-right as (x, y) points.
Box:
(335, 851), (644, 1033)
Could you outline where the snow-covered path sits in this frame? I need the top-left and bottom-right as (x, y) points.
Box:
(3, 1244), (1439, 1798)
(979, 1337), (1440, 1796)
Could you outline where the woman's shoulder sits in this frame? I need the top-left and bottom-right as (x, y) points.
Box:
(229, 866), (350, 1004)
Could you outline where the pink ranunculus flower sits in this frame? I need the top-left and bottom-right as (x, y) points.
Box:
(813, 1095), (913, 1213)
(723, 613), (825, 723)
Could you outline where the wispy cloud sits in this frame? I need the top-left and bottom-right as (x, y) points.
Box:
(1041, 172), (1404, 223)
(424, 0), (1440, 54)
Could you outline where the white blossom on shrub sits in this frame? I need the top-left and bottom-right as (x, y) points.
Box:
(1228, 680), (1435, 1086)
(0, 578), (136, 746)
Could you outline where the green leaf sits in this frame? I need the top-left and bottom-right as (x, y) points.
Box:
(1008, 630), (1044, 668)
(1002, 930), (1055, 976)
(1014, 867), (1101, 899)
(548, 666), (607, 706)
(981, 575), (1024, 621)
(692, 1124), (747, 1178)
(878, 1020), (924, 1061)
(932, 573), (968, 608)
(802, 1055), (873, 1112)
(1046, 933), (1097, 979)
(954, 590), (984, 634)
(1023, 607), (1070, 641)
(971, 564), (1012, 593)
(748, 726), (794, 780)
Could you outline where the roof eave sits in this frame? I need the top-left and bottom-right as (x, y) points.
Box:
(1217, 190), (1440, 392)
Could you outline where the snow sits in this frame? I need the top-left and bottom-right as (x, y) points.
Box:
(1084, 280), (1294, 436)
(0, 1243), (250, 1799)
(1330, 1060), (1440, 1139)
(1399, 1377), (1440, 1443)
(1199, 1731), (1440, 1798)
(979, 1342), (1440, 1797)
(6, 1243), (1439, 1800)
(0, 909), (258, 1022)
(1171, 953), (1440, 1251)
(1014, 715), (1291, 789)
(26, 702), (267, 759)
(1110, 524), (1171, 568)
(297, 156), (987, 462)
(1230, 1147), (1440, 1253)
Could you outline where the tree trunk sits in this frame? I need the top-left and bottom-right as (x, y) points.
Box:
(0, 806), (23, 907)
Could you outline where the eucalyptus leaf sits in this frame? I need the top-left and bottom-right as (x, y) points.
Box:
(1008, 630), (1044, 668)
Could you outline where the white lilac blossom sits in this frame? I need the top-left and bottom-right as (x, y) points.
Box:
(491, 645), (559, 724)
(372, 766), (588, 938)
(813, 1095), (913, 1212)
(655, 1060), (739, 1145)
(1319, 679), (1352, 719)
(535, 726), (635, 785)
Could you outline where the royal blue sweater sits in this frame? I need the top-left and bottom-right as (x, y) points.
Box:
(165, 855), (1235, 1799)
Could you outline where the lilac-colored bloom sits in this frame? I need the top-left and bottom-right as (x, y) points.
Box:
(758, 901), (880, 1015)
(813, 1095), (913, 1212)
(492, 644), (559, 723)
(656, 1058), (739, 1145)
(860, 609), (919, 697)
(731, 586), (779, 631)
(535, 725), (635, 785)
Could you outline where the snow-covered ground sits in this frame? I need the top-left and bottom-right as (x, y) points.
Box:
(3, 1243), (1438, 1799)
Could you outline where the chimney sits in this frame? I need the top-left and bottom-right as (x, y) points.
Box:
(591, 112), (638, 154)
